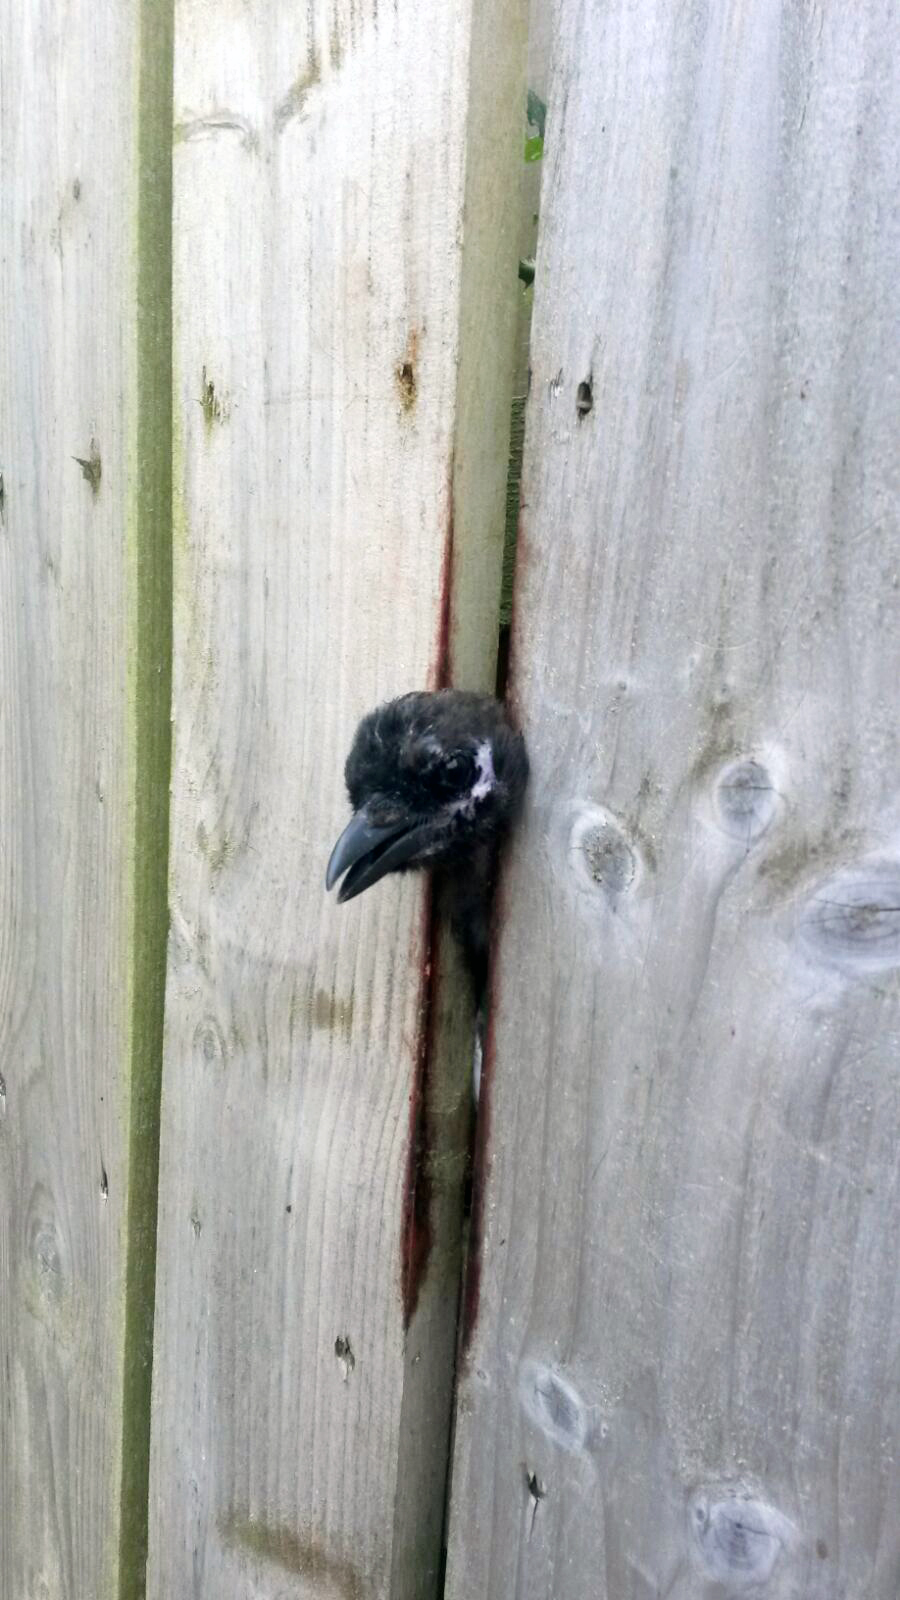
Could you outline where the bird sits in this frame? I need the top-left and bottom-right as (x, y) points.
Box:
(326, 689), (529, 1004)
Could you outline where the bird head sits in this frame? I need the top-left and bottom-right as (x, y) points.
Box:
(326, 690), (529, 903)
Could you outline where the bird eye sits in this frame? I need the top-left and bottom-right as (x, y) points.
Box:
(441, 750), (476, 793)
(404, 738), (474, 798)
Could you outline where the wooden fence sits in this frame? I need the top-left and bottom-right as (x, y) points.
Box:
(1, 3), (898, 1598)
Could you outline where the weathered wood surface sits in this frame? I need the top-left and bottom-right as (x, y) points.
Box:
(148, 2), (523, 1596)
(447, 4), (900, 1598)
(0, 2), (172, 1597)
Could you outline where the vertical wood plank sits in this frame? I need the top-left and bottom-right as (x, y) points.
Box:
(0, 2), (172, 1597)
(447, 4), (900, 1598)
(149, 2), (523, 1595)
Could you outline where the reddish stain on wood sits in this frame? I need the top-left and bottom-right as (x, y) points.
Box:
(403, 453), (459, 1323)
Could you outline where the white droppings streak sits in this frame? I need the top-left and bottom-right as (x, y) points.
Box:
(448, 740), (496, 819)
(470, 741), (495, 802)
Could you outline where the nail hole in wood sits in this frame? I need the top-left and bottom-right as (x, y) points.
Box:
(335, 1334), (355, 1380)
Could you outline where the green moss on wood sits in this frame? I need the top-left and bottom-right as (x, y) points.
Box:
(500, 394), (526, 628)
(220, 1515), (366, 1599)
(118, 0), (173, 1596)
(274, 50), (321, 130)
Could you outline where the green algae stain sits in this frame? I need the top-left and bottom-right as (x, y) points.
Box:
(221, 1514), (367, 1599)
(118, 0), (173, 1596)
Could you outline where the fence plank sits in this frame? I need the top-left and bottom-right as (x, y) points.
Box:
(0, 2), (172, 1597)
(447, 4), (900, 1598)
(148, 2), (523, 1595)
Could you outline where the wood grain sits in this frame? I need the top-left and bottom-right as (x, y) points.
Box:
(446, 4), (900, 1598)
(148, 2), (523, 1595)
(0, 2), (172, 1597)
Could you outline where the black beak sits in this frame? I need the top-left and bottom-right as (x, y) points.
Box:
(326, 808), (432, 902)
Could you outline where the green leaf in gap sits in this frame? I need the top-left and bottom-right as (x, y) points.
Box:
(526, 89), (547, 138)
(525, 135), (543, 163)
